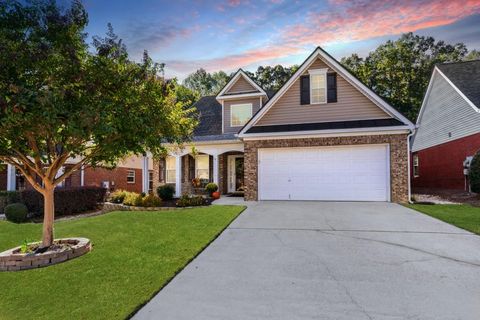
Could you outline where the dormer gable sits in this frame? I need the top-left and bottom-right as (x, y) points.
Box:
(216, 69), (268, 100)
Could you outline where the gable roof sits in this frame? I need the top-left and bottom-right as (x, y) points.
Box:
(239, 47), (414, 136)
(437, 60), (480, 109)
(216, 69), (267, 99)
(416, 61), (480, 126)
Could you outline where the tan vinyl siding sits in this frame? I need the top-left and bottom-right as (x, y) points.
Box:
(412, 72), (480, 152)
(256, 58), (391, 126)
(223, 97), (261, 133)
(226, 76), (258, 94)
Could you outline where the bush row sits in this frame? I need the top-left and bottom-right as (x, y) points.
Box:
(0, 187), (106, 217)
(108, 190), (162, 207)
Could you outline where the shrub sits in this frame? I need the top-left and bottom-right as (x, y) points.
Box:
(469, 152), (480, 193)
(157, 184), (175, 200)
(205, 183), (218, 196)
(122, 192), (143, 206)
(0, 191), (21, 214)
(4, 203), (28, 223)
(109, 189), (127, 204)
(141, 194), (162, 207)
(176, 194), (207, 207)
(20, 186), (106, 217)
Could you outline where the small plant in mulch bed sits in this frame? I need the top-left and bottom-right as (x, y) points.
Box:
(176, 194), (209, 207)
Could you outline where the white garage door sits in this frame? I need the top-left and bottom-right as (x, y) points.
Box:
(258, 145), (390, 201)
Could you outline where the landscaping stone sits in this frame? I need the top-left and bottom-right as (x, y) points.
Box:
(0, 238), (91, 271)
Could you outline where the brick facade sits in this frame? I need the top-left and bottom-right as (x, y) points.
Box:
(412, 132), (480, 191)
(244, 134), (409, 203)
(84, 167), (143, 193)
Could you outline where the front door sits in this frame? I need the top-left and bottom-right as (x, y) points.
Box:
(228, 155), (244, 193)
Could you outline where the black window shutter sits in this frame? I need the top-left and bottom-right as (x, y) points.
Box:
(300, 75), (310, 105)
(159, 158), (166, 183)
(208, 155), (213, 182)
(188, 155), (195, 181)
(327, 73), (337, 103)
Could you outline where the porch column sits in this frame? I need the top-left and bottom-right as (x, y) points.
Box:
(175, 155), (182, 197)
(142, 155), (149, 193)
(80, 165), (85, 186)
(6, 164), (16, 191)
(213, 154), (219, 186)
(56, 166), (65, 187)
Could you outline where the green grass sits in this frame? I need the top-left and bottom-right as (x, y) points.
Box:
(0, 206), (245, 320)
(407, 204), (480, 235)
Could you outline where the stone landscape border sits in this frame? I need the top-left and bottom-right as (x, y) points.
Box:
(0, 237), (91, 271)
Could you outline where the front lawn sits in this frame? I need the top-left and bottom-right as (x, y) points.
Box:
(0, 206), (244, 320)
(407, 204), (480, 235)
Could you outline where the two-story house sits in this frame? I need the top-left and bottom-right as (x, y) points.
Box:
(153, 47), (414, 202)
(412, 60), (480, 192)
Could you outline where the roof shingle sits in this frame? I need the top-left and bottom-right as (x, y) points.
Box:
(437, 60), (480, 108)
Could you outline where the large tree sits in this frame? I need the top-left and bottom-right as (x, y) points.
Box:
(0, 0), (196, 247)
(341, 33), (470, 121)
(183, 69), (229, 96)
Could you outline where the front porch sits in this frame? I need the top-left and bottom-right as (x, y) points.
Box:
(152, 144), (245, 197)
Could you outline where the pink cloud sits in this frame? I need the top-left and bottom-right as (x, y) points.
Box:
(169, 0), (480, 75)
(283, 0), (480, 46)
(166, 45), (302, 73)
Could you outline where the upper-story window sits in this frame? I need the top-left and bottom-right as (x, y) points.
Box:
(309, 69), (327, 104)
(231, 103), (252, 127)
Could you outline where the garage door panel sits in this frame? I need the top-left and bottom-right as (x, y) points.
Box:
(258, 145), (389, 201)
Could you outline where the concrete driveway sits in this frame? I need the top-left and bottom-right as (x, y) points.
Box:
(134, 201), (480, 320)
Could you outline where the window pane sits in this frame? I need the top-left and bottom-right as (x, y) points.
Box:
(195, 155), (209, 180)
(231, 104), (252, 126)
(310, 73), (326, 104)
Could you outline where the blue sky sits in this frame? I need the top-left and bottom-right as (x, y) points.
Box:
(76, 0), (480, 80)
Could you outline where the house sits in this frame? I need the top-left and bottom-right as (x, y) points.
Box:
(411, 60), (480, 192)
(153, 47), (414, 202)
(0, 156), (154, 193)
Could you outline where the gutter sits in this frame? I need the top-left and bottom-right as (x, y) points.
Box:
(407, 129), (416, 204)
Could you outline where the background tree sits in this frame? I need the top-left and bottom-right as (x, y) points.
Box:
(465, 49), (480, 61)
(183, 69), (229, 96)
(0, 0), (196, 247)
(252, 65), (299, 92)
(341, 33), (470, 120)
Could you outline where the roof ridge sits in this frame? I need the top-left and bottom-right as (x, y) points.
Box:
(437, 59), (480, 66)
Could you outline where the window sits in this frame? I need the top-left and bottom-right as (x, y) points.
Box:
(166, 156), (176, 183)
(148, 171), (153, 193)
(413, 154), (419, 177)
(309, 69), (327, 104)
(195, 155), (209, 180)
(231, 103), (252, 127)
(127, 170), (135, 183)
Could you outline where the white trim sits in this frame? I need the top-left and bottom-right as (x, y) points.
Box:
(6, 164), (16, 191)
(309, 68), (328, 105)
(217, 70), (267, 98)
(239, 47), (414, 135)
(239, 126), (411, 139)
(221, 100), (225, 133)
(230, 103), (253, 127)
(436, 67), (479, 112)
(407, 131), (415, 203)
(174, 155), (182, 197)
(218, 92), (265, 100)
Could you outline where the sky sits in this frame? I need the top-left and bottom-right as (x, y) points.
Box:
(76, 0), (480, 80)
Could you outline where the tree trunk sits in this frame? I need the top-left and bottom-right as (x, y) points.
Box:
(41, 185), (55, 247)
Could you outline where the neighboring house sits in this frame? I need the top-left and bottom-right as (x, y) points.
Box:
(411, 60), (480, 191)
(0, 156), (154, 193)
(153, 47), (414, 202)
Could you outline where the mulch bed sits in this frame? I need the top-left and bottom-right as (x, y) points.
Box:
(413, 188), (480, 206)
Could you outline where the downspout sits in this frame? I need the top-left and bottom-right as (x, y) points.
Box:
(407, 129), (416, 204)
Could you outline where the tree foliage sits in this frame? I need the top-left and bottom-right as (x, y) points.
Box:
(183, 69), (229, 97)
(341, 33), (470, 121)
(469, 152), (480, 193)
(0, 0), (196, 246)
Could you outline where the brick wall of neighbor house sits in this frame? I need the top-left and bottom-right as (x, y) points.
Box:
(84, 167), (143, 193)
(0, 166), (7, 190)
(412, 132), (480, 191)
(244, 134), (409, 202)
